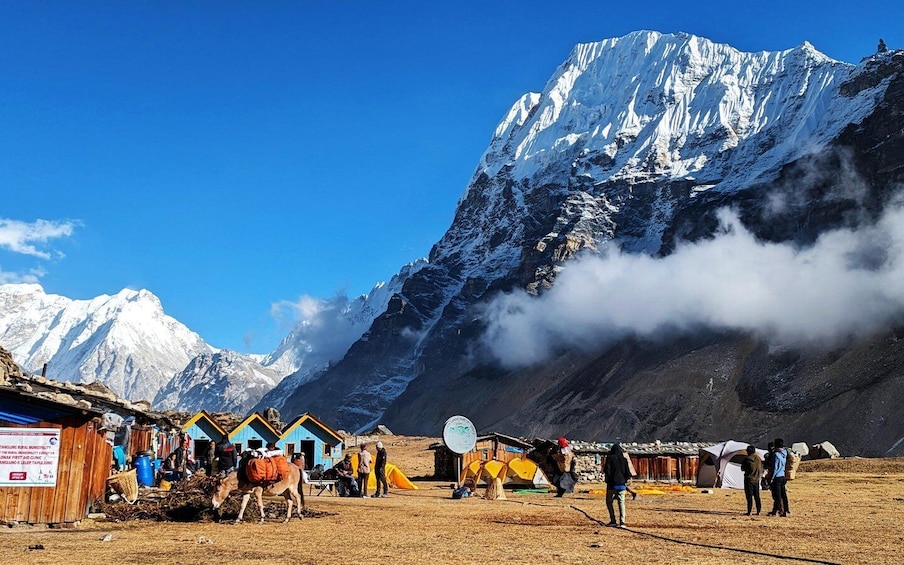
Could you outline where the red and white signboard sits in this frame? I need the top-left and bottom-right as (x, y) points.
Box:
(0, 428), (61, 487)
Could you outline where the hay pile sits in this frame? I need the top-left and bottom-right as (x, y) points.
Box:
(101, 474), (330, 522)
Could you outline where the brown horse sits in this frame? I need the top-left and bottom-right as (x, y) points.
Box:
(211, 465), (305, 524)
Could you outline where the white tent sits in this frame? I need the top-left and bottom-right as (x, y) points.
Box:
(696, 441), (768, 490)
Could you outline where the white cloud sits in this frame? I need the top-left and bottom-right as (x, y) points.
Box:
(482, 202), (904, 367)
(0, 266), (46, 284)
(271, 293), (364, 364)
(0, 218), (77, 259)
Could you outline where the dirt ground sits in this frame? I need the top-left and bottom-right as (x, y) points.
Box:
(2, 437), (904, 565)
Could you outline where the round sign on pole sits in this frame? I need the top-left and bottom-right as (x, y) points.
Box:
(442, 415), (477, 455)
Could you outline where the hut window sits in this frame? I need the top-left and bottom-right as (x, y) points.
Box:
(323, 443), (332, 456)
(595, 454), (602, 465)
(285, 443), (295, 456)
(234, 443), (242, 453)
(248, 439), (263, 450)
(481, 449), (489, 460)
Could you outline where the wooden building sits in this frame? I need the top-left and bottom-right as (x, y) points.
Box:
(566, 441), (703, 483)
(431, 432), (533, 481)
(0, 387), (110, 525)
(278, 412), (343, 470)
(227, 412), (280, 454)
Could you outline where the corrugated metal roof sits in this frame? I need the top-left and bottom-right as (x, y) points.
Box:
(0, 387), (102, 424)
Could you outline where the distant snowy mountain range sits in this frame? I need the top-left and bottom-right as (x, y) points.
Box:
(3, 31), (903, 455)
(0, 261), (417, 412)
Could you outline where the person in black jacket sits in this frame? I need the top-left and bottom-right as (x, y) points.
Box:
(374, 441), (388, 497)
(740, 445), (763, 515)
(604, 443), (632, 528)
(215, 437), (237, 476)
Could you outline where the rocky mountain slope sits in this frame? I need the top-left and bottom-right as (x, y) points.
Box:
(278, 32), (904, 456)
(152, 349), (282, 414)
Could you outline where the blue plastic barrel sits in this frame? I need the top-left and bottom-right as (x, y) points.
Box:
(135, 455), (154, 487)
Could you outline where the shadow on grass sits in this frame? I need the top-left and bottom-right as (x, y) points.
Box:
(646, 507), (740, 516)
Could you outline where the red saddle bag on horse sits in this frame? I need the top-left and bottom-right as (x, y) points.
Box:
(246, 456), (290, 484)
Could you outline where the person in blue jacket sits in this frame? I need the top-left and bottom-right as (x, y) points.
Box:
(767, 438), (790, 516)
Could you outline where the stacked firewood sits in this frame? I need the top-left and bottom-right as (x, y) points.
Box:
(101, 474), (330, 522)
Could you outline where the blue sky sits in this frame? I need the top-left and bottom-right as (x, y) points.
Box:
(2, 2), (900, 353)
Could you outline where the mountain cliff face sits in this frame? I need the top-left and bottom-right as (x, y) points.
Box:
(4, 31), (902, 456)
(280, 32), (904, 455)
(153, 349), (282, 413)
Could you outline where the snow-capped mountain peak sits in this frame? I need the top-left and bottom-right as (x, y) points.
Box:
(0, 283), (212, 401)
(477, 30), (853, 192)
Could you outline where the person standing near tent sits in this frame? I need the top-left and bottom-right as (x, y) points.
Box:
(333, 454), (359, 497)
(762, 441), (775, 487)
(604, 443), (632, 528)
(357, 443), (373, 498)
(767, 438), (790, 516)
(374, 441), (388, 497)
(553, 437), (576, 497)
(740, 445), (763, 515)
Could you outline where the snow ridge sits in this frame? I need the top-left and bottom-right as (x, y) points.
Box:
(477, 31), (856, 190)
(0, 283), (211, 401)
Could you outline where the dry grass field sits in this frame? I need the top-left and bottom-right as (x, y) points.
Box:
(2, 437), (903, 565)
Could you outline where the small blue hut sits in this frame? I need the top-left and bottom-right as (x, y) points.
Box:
(228, 412), (280, 455)
(181, 410), (228, 462)
(279, 412), (344, 470)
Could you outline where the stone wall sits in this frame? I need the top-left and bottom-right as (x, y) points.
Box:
(0, 346), (24, 386)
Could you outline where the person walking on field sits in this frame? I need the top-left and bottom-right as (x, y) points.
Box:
(357, 443), (373, 498)
(767, 438), (790, 517)
(374, 441), (388, 497)
(740, 445), (763, 515)
(604, 443), (632, 528)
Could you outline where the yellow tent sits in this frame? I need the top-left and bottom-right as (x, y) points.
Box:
(505, 457), (551, 488)
(349, 453), (418, 490)
(460, 458), (550, 489)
